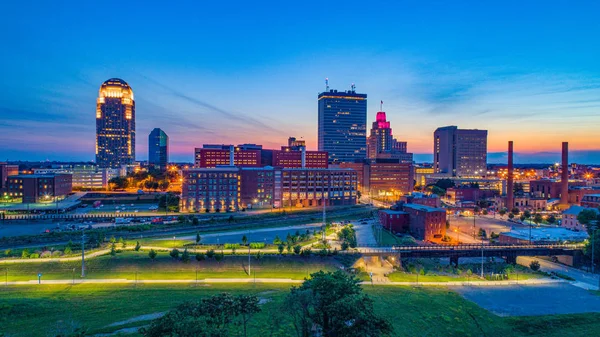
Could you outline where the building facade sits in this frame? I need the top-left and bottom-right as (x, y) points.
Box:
(195, 145), (262, 168)
(148, 128), (169, 171)
(318, 89), (367, 163)
(581, 194), (600, 208)
(367, 111), (413, 162)
(180, 167), (240, 212)
(433, 126), (487, 177)
(6, 174), (72, 203)
(340, 160), (414, 198)
(561, 205), (597, 231)
(0, 163), (19, 194)
(378, 209), (409, 234)
(402, 203), (446, 241)
(96, 78), (136, 168)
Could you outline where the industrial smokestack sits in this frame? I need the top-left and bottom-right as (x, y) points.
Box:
(507, 141), (514, 211)
(560, 142), (569, 206)
(229, 145), (234, 166)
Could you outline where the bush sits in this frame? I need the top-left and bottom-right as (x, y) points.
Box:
(64, 246), (72, 255)
(341, 242), (349, 251)
(4, 249), (12, 257)
(293, 245), (302, 255)
(224, 243), (241, 250)
(249, 242), (266, 249)
(206, 250), (215, 259)
(195, 253), (205, 261)
(52, 251), (62, 258)
(134, 241), (141, 251)
(181, 249), (190, 263)
(29, 253), (40, 259)
(21, 249), (30, 259)
(170, 248), (180, 259)
(215, 252), (224, 261)
(529, 260), (541, 271)
(148, 249), (157, 260)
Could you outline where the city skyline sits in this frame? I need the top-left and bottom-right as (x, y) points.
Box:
(2, 1), (600, 163)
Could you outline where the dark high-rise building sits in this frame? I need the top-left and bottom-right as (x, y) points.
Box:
(433, 126), (487, 177)
(96, 78), (135, 168)
(148, 128), (169, 171)
(318, 88), (367, 163)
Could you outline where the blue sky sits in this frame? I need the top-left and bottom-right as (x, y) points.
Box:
(1, 1), (600, 163)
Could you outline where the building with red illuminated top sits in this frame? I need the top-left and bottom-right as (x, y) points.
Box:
(367, 111), (413, 163)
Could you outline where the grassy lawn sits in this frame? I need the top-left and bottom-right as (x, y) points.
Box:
(387, 270), (545, 282)
(374, 227), (417, 246)
(0, 251), (340, 281)
(1, 284), (599, 337)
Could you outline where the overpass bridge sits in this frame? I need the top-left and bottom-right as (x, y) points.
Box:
(352, 243), (585, 265)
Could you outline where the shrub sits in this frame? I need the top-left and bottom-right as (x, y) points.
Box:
(215, 252), (224, 261)
(206, 249), (215, 259)
(195, 253), (205, 261)
(529, 260), (541, 271)
(64, 246), (72, 255)
(293, 245), (302, 255)
(4, 249), (12, 257)
(134, 241), (141, 251)
(170, 248), (180, 259)
(341, 242), (349, 251)
(181, 249), (190, 263)
(52, 250), (62, 258)
(224, 243), (241, 250)
(29, 253), (40, 259)
(148, 249), (157, 260)
(249, 242), (266, 249)
(301, 248), (312, 257)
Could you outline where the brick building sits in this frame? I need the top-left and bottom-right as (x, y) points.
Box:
(0, 163), (19, 193)
(339, 160), (414, 198)
(378, 209), (409, 233)
(529, 179), (586, 199)
(562, 205), (598, 232)
(581, 194), (600, 208)
(445, 187), (496, 204)
(6, 174), (72, 203)
(194, 145), (262, 168)
(180, 167), (240, 212)
(402, 204), (446, 241)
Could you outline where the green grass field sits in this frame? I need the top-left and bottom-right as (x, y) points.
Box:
(388, 270), (545, 282)
(1, 283), (599, 337)
(0, 251), (340, 281)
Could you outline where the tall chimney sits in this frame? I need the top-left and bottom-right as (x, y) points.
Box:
(507, 141), (514, 211)
(229, 145), (235, 166)
(560, 142), (569, 206)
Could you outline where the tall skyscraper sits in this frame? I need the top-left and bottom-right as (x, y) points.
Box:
(366, 111), (413, 162)
(434, 126), (487, 177)
(318, 88), (367, 163)
(96, 78), (135, 168)
(148, 128), (169, 171)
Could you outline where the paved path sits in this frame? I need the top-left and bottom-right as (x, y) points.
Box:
(518, 256), (600, 290)
(354, 223), (377, 246)
(2, 277), (563, 286)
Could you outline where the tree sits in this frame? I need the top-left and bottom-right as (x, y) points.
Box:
(511, 208), (520, 215)
(285, 271), (393, 337)
(192, 217), (199, 225)
(533, 213), (543, 225)
(196, 232), (202, 245)
(158, 180), (170, 191)
(196, 253), (205, 262)
(21, 249), (30, 259)
(547, 215), (557, 225)
(523, 210), (532, 219)
(110, 243), (117, 257)
(478, 228), (487, 239)
(64, 246), (72, 255)
(170, 248), (180, 260)
(577, 209), (599, 232)
(293, 245), (301, 255)
(118, 237), (126, 249)
(520, 215), (526, 222)
(109, 236), (116, 244)
(206, 250), (215, 259)
(141, 293), (261, 337)
(135, 241), (141, 251)
(585, 230), (600, 269)
(508, 213), (515, 220)
(529, 260), (541, 271)
(108, 176), (128, 190)
(499, 209), (507, 217)
(273, 235), (282, 245)
(242, 235), (248, 245)
(181, 248), (190, 263)
(148, 249), (157, 261)
(278, 244), (284, 255)
(434, 178), (455, 190)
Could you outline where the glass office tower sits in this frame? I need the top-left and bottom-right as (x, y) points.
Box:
(318, 89), (367, 163)
(148, 128), (169, 171)
(96, 78), (135, 168)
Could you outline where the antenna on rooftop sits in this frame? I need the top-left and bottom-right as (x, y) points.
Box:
(325, 78), (329, 91)
(351, 83), (356, 92)
(380, 100), (383, 111)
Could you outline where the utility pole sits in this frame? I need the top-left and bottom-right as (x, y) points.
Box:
(480, 233), (484, 279)
(248, 238), (251, 276)
(81, 228), (86, 278)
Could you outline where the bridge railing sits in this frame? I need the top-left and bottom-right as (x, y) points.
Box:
(354, 243), (583, 253)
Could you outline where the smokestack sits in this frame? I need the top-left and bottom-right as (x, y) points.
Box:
(507, 141), (514, 211)
(229, 145), (234, 166)
(560, 142), (569, 206)
(301, 146), (306, 168)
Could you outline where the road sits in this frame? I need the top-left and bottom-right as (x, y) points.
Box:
(518, 256), (600, 290)
(448, 215), (523, 244)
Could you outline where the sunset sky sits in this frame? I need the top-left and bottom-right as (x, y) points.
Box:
(1, 1), (599, 163)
